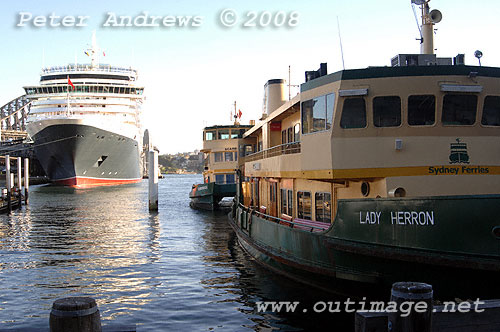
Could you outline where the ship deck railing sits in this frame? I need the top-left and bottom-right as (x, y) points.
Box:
(244, 141), (301, 163)
(41, 64), (138, 76)
(239, 203), (330, 232)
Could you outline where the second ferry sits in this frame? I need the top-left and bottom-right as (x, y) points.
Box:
(23, 33), (145, 187)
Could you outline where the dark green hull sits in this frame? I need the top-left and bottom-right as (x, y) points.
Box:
(229, 195), (500, 299)
(189, 182), (236, 211)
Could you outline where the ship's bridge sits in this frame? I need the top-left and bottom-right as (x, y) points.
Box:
(40, 64), (138, 84)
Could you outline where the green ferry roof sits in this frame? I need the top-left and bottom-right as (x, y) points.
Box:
(204, 124), (253, 130)
(301, 65), (500, 92)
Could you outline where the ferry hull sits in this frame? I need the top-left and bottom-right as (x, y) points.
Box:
(189, 182), (236, 211)
(30, 124), (141, 187)
(229, 196), (500, 299)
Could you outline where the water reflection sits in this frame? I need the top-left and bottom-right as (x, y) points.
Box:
(0, 175), (354, 331)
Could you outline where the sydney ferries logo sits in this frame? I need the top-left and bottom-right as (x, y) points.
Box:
(449, 138), (470, 164)
(428, 138), (489, 175)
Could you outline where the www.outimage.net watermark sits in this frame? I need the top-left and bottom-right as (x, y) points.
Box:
(255, 298), (486, 316)
(15, 10), (299, 29)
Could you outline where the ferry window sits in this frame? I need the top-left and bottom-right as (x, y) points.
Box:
(205, 131), (215, 141)
(481, 96), (500, 126)
(218, 130), (230, 140)
(214, 152), (223, 162)
(287, 189), (293, 216)
(239, 129), (246, 138)
(294, 124), (300, 142)
(234, 152), (238, 161)
(312, 96), (326, 132)
(301, 93), (335, 134)
(408, 95), (435, 126)
(373, 96), (401, 127)
(326, 93), (334, 130)
(340, 98), (366, 129)
(442, 94), (477, 125)
(215, 174), (225, 184)
(297, 191), (312, 220)
(282, 130), (287, 144)
(315, 192), (331, 223)
(224, 152), (234, 162)
(226, 174), (235, 184)
(281, 189), (287, 215)
(230, 131), (238, 139)
(287, 127), (293, 143)
(244, 145), (253, 156)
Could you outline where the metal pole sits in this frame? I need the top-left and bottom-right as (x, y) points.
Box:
(148, 150), (158, 211)
(24, 158), (29, 205)
(6, 155), (11, 212)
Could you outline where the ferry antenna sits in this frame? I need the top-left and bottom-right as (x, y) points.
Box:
(287, 66), (299, 100)
(337, 16), (345, 70)
(411, 1), (423, 43)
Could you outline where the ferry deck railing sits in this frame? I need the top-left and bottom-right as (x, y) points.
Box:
(238, 202), (329, 232)
(244, 141), (300, 163)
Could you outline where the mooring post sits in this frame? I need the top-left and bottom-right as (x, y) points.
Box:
(49, 297), (102, 332)
(148, 150), (158, 211)
(24, 158), (29, 205)
(16, 157), (22, 208)
(5, 155), (11, 212)
(388, 282), (433, 332)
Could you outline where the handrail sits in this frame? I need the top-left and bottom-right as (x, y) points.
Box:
(41, 64), (138, 76)
(238, 203), (327, 231)
(244, 141), (301, 162)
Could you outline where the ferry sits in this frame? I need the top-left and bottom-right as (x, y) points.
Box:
(190, 116), (254, 210)
(229, 1), (500, 298)
(23, 33), (144, 187)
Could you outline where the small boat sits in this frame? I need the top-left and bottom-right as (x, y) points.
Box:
(228, 1), (500, 298)
(190, 112), (254, 210)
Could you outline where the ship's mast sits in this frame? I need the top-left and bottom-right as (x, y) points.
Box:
(414, 0), (442, 54)
(420, 1), (433, 54)
(89, 31), (100, 69)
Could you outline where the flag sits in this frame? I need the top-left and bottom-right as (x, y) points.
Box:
(238, 109), (242, 119)
(84, 51), (89, 56)
(103, 51), (106, 56)
(68, 76), (75, 90)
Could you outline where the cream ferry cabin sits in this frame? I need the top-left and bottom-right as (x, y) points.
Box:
(242, 61), (500, 222)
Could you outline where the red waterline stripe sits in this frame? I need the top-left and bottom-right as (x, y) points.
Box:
(53, 176), (142, 188)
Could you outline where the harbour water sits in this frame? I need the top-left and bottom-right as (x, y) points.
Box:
(0, 174), (352, 331)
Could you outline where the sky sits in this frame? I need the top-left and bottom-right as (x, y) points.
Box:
(1, 0), (500, 153)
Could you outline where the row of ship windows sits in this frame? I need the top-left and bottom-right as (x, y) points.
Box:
(281, 189), (331, 223)
(25, 85), (144, 95)
(212, 173), (236, 184)
(32, 111), (132, 117)
(213, 151), (238, 163)
(301, 94), (500, 133)
(204, 129), (247, 141)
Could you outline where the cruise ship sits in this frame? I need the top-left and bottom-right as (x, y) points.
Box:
(23, 34), (145, 187)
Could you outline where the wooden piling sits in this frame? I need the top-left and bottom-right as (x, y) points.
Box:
(17, 157), (22, 207)
(388, 282), (433, 332)
(49, 297), (102, 332)
(148, 150), (158, 211)
(24, 158), (29, 204)
(6, 154), (11, 212)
